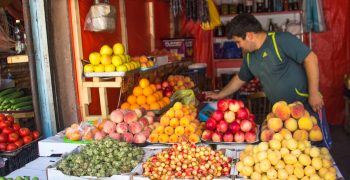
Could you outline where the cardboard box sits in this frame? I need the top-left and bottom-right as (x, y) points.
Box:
(38, 135), (84, 156)
(162, 38), (194, 60)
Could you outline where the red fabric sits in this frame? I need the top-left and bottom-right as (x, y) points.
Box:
(310, 0), (350, 124)
(181, 19), (213, 76)
(153, 1), (171, 49)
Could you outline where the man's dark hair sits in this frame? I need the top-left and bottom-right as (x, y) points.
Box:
(226, 13), (263, 39)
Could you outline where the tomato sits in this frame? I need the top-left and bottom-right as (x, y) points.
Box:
(6, 115), (14, 125)
(6, 143), (18, 151)
(32, 130), (40, 139)
(19, 128), (30, 137)
(0, 114), (5, 122)
(0, 133), (7, 143)
(0, 143), (6, 150)
(0, 121), (10, 129)
(2, 127), (14, 135)
(12, 123), (20, 131)
(23, 136), (32, 144)
(14, 139), (23, 148)
(8, 132), (19, 143)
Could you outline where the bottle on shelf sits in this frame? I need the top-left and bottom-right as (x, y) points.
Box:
(237, 0), (245, 14)
(244, 0), (253, 13)
(256, 0), (265, 12)
(283, 0), (289, 11)
(14, 20), (25, 54)
(268, 18), (274, 32)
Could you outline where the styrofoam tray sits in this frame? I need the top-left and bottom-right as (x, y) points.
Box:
(84, 68), (140, 77)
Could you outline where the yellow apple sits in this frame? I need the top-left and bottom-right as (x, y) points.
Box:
(104, 64), (116, 72)
(93, 64), (105, 72)
(89, 52), (101, 65)
(100, 55), (112, 65)
(116, 65), (127, 72)
(84, 64), (94, 72)
(113, 43), (125, 55)
(100, 45), (113, 56)
(112, 55), (123, 66)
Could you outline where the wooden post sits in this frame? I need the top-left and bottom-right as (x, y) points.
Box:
(119, 0), (128, 53)
(148, 2), (155, 51)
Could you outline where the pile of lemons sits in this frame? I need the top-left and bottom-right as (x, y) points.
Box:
(84, 43), (140, 73)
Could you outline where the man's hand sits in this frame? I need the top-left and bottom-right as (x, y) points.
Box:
(205, 91), (222, 100)
(308, 92), (324, 112)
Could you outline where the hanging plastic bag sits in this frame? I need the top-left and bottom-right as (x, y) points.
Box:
(201, 0), (221, 30)
(171, 89), (197, 105)
(84, 0), (116, 32)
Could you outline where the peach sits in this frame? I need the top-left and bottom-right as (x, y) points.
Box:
(175, 126), (185, 136)
(141, 126), (152, 137)
(146, 111), (155, 117)
(116, 122), (128, 134)
(160, 116), (170, 126)
(102, 120), (117, 134)
(169, 134), (178, 143)
(94, 131), (106, 140)
(129, 122), (143, 134)
(122, 132), (134, 143)
(180, 117), (190, 126)
(134, 108), (144, 118)
(189, 134), (200, 143)
(309, 126), (323, 141)
(169, 118), (179, 128)
(310, 116), (318, 125)
(148, 133), (158, 143)
(267, 117), (283, 132)
(201, 130), (213, 141)
(293, 130), (309, 141)
(124, 111), (138, 124)
(166, 109), (175, 118)
(288, 102), (305, 119)
(138, 117), (149, 127)
(273, 101), (291, 121)
(260, 129), (275, 142)
(158, 134), (169, 143)
(164, 126), (174, 135)
(144, 115), (154, 124)
(109, 132), (121, 140)
(298, 116), (313, 131)
(284, 118), (298, 132)
(110, 109), (124, 123)
(174, 110), (184, 119)
(184, 126), (195, 136)
(304, 110), (310, 117)
(155, 125), (165, 134)
(133, 133), (146, 143)
(266, 112), (275, 120)
(279, 128), (292, 138)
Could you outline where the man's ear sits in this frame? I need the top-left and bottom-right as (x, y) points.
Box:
(246, 32), (254, 40)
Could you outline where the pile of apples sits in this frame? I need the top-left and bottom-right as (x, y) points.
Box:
(239, 78), (262, 93)
(201, 99), (258, 143)
(236, 134), (337, 179)
(155, 80), (174, 98)
(65, 109), (156, 144)
(167, 75), (195, 91)
(142, 142), (232, 179)
(0, 114), (40, 151)
(84, 43), (140, 73)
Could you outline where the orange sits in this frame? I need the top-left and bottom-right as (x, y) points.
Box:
(127, 95), (137, 104)
(150, 84), (156, 92)
(130, 103), (140, 110)
(146, 95), (157, 104)
(141, 104), (150, 110)
(70, 132), (81, 141)
(162, 97), (170, 104)
(158, 100), (166, 108)
(153, 92), (160, 100)
(120, 102), (131, 109)
(143, 86), (154, 96)
(139, 78), (150, 88)
(136, 95), (147, 105)
(150, 102), (161, 110)
(133, 86), (143, 96)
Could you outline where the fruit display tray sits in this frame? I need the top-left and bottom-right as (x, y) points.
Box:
(0, 137), (41, 156)
(140, 65), (159, 71)
(148, 99), (177, 115)
(201, 125), (260, 145)
(84, 68), (140, 77)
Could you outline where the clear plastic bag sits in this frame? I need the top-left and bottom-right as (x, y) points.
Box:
(84, 1), (116, 32)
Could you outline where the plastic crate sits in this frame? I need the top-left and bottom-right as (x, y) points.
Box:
(0, 141), (39, 175)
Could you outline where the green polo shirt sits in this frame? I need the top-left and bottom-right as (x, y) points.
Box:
(238, 32), (311, 104)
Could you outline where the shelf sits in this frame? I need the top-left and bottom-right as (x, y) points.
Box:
(214, 59), (243, 68)
(7, 55), (29, 64)
(220, 10), (302, 17)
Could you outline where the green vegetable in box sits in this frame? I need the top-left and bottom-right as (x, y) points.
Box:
(171, 89), (197, 105)
(57, 137), (144, 177)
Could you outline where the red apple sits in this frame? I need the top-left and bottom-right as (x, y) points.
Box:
(217, 99), (230, 112)
(211, 110), (224, 121)
(236, 107), (249, 120)
(248, 114), (256, 122)
(212, 132), (222, 142)
(228, 100), (240, 112)
(205, 118), (217, 131)
(245, 131), (257, 143)
(155, 83), (162, 90)
(224, 111), (235, 123)
(237, 100), (245, 108)
(216, 120), (228, 133)
(228, 121), (240, 134)
(240, 119), (252, 132)
(234, 131), (245, 142)
(162, 81), (169, 88)
(223, 132), (234, 142)
(201, 130), (213, 141)
(165, 91), (172, 97)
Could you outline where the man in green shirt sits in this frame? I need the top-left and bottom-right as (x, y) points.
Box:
(206, 13), (332, 147)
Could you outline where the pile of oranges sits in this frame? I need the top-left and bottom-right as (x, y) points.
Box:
(120, 78), (171, 110)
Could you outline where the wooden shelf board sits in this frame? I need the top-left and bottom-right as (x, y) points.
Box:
(7, 55), (29, 64)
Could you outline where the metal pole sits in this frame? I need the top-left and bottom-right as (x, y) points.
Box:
(22, 0), (42, 132)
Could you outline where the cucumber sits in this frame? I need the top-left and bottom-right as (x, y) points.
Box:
(0, 88), (17, 98)
(16, 105), (33, 111)
(0, 91), (24, 104)
(12, 101), (33, 109)
(9, 96), (32, 104)
(0, 90), (20, 102)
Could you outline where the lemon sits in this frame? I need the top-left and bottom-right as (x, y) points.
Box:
(83, 64), (94, 72)
(89, 52), (101, 65)
(116, 65), (127, 72)
(113, 43), (125, 55)
(112, 55), (123, 66)
(100, 45), (113, 56)
(93, 64), (105, 72)
(104, 64), (115, 72)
